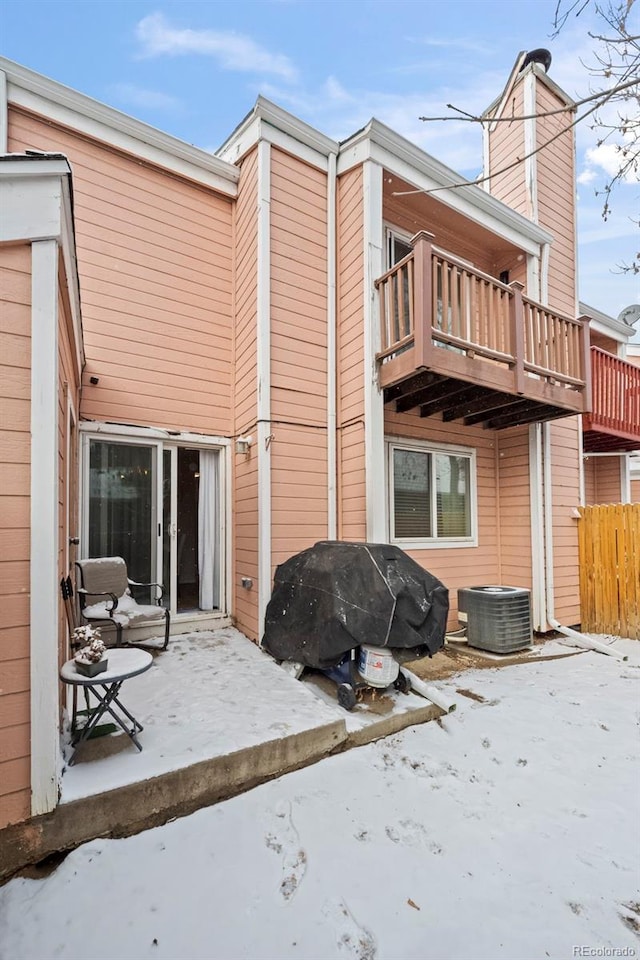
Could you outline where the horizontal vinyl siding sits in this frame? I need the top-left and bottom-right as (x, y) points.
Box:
(385, 409), (500, 625)
(588, 456), (623, 504)
(583, 458), (597, 505)
(270, 149), (328, 571)
(631, 479), (640, 503)
(233, 150), (259, 640)
(487, 83), (530, 215)
(337, 167), (366, 541)
(536, 83), (576, 318)
(496, 426), (532, 590)
(8, 107), (235, 436)
(0, 243), (31, 829)
(270, 425), (328, 564)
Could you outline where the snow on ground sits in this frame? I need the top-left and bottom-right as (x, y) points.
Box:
(60, 628), (341, 803)
(2, 640), (639, 960)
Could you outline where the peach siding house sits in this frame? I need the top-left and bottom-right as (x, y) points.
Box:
(0, 50), (637, 832)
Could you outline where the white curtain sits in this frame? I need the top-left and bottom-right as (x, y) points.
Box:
(198, 450), (219, 610)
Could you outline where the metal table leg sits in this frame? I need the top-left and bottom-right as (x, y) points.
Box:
(70, 680), (144, 762)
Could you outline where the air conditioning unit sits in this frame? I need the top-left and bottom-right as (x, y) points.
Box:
(458, 586), (532, 653)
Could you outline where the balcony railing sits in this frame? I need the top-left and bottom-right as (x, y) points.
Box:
(375, 231), (590, 419)
(583, 347), (640, 451)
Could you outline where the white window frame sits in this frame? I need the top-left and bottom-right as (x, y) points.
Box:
(79, 422), (231, 619)
(386, 436), (478, 549)
(385, 224), (413, 269)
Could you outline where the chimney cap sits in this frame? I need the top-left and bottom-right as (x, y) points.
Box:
(520, 48), (552, 73)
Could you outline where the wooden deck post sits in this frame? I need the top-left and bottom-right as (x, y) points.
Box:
(411, 230), (435, 370)
(578, 314), (592, 413)
(508, 281), (525, 395)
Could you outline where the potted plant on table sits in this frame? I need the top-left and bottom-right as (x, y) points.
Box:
(73, 626), (108, 677)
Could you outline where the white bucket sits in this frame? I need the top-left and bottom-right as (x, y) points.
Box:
(357, 645), (399, 688)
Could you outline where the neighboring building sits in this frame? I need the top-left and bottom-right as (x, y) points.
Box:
(1, 49), (633, 831)
(580, 304), (640, 505)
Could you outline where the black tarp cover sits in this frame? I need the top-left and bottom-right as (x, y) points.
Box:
(262, 541), (449, 668)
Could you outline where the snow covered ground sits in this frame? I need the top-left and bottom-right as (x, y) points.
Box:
(1, 639), (639, 960)
(59, 628), (342, 803)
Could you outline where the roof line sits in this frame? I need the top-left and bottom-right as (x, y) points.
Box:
(0, 56), (239, 194)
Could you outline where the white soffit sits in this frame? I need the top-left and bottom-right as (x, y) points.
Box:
(338, 119), (553, 256)
(0, 57), (238, 197)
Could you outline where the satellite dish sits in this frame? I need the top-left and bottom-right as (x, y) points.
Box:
(618, 304), (640, 328)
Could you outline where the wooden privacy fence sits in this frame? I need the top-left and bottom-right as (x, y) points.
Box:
(578, 503), (640, 640)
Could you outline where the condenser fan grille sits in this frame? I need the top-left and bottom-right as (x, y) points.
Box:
(458, 586), (532, 653)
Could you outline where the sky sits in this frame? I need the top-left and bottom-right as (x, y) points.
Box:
(2, 0), (638, 337)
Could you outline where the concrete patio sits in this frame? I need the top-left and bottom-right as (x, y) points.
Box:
(1, 627), (444, 880)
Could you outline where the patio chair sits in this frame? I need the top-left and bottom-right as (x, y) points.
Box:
(60, 575), (92, 732)
(75, 557), (170, 650)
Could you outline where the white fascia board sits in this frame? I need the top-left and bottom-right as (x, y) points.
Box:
(338, 120), (552, 256)
(1, 159), (85, 374)
(534, 64), (576, 109)
(484, 59), (574, 123)
(0, 70), (7, 152)
(580, 302), (636, 342)
(217, 96), (338, 171)
(217, 114), (261, 164)
(1, 57), (238, 196)
(0, 166), (67, 241)
(59, 173), (85, 375)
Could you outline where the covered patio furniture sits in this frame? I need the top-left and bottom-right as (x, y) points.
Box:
(75, 557), (170, 650)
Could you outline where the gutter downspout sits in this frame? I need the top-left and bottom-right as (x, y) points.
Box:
(327, 151), (337, 538)
(542, 422), (627, 660)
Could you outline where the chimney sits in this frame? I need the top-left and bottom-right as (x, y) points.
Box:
(482, 51), (578, 317)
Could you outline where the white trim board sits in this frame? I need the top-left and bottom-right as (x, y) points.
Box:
(78, 420), (231, 448)
(326, 150), (338, 539)
(30, 239), (61, 817)
(0, 157), (85, 375)
(79, 426), (232, 619)
(0, 70), (8, 152)
(257, 140), (272, 639)
(217, 95), (338, 169)
(1, 56), (238, 197)
(363, 160), (386, 542)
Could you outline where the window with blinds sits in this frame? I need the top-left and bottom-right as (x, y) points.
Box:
(390, 443), (475, 544)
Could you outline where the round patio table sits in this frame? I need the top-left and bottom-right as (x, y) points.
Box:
(60, 649), (152, 762)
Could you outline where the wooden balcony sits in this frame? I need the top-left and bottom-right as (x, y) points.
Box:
(375, 231), (591, 429)
(583, 347), (640, 452)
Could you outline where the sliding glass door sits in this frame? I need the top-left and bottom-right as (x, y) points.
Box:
(84, 436), (221, 616)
